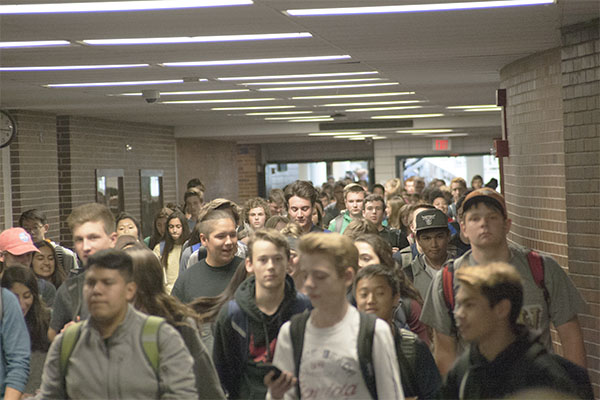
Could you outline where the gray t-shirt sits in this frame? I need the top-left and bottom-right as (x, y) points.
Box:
(49, 273), (89, 332)
(420, 243), (586, 351)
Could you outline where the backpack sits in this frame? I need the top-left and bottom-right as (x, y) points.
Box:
(441, 250), (549, 327)
(59, 315), (164, 379)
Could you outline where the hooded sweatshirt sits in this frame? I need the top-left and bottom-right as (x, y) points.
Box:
(213, 275), (311, 399)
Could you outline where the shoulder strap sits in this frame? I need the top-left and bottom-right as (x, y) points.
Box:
(191, 242), (201, 253)
(159, 241), (165, 254)
(141, 315), (163, 376)
(527, 251), (550, 307)
(357, 312), (378, 400)
(292, 293), (312, 315)
(60, 321), (84, 377)
(227, 300), (249, 365)
(290, 310), (311, 398)
(394, 328), (419, 398)
(442, 261), (455, 311)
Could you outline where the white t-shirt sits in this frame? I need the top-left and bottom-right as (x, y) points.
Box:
(268, 305), (404, 400)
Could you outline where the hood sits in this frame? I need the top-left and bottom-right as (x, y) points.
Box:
(469, 324), (540, 367)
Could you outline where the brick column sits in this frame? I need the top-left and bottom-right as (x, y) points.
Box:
(236, 144), (261, 203)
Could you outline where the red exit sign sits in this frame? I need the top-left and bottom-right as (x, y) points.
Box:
(433, 139), (451, 151)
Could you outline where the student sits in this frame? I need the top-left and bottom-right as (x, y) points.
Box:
(285, 180), (324, 234)
(243, 197), (271, 232)
(115, 212), (143, 242)
(268, 189), (286, 217)
(421, 188), (587, 375)
(213, 229), (311, 399)
(144, 207), (174, 250)
(19, 209), (78, 274)
(153, 211), (190, 294)
(32, 240), (66, 289)
(322, 180), (346, 227)
(48, 203), (117, 342)
(37, 249), (198, 399)
(172, 210), (243, 303)
(1, 266), (50, 395)
(354, 264), (441, 400)
(404, 208), (452, 298)
(447, 177), (467, 220)
(0, 283), (30, 400)
(328, 183), (366, 234)
(363, 194), (409, 251)
(184, 187), (205, 231)
(443, 262), (592, 399)
(265, 232), (403, 400)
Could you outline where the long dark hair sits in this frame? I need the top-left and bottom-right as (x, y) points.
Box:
(161, 211), (190, 269)
(189, 259), (248, 324)
(355, 234), (423, 305)
(116, 211), (143, 241)
(148, 207), (174, 250)
(1, 266), (50, 351)
(125, 246), (199, 327)
(32, 240), (66, 289)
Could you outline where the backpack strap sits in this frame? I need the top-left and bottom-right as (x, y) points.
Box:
(527, 251), (550, 308)
(394, 327), (419, 398)
(289, 310), (311, 398)
(141, 315), (163, 376)
(227, 300), (250, 366)
(60, 321), (84, 378)
(357, 312), (378, 400)
(441, 261), (458, 334)
(191, 242), (201, 253)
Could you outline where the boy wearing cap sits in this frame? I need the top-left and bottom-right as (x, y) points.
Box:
(421, 188), (587, 375)
(403, 208), (452, 298)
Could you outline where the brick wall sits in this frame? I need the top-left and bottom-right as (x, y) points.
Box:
(176, 138), (239, 203)
(561, 19), (600, 397)
(237, 144), (260, 203)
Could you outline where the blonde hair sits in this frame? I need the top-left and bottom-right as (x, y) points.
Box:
(299, 232), (358, 276)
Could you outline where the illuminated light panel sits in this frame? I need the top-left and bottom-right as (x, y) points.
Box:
(4, 64), (148, 72)
(348, 136), (387, 140)
(286, 0), (555, 16)
(396, 129), (453, 133)
(83, 32), (311, 45)
(241, 78), (383, 86)
(334, 134), (376, 138)
(446, 104), (498, 109)
(162, 55), (351, 67)
(292, 92), (414, 100)
(464, 107), (502, 112)
(345, 106), (423, 112)
(162, 98), (277, 104)
(290, 118), (334, 122)
(0, 0), (253, 14)
(211, 105), (296, 110)
(0, 40), (70, 48)
(308, 132), (362, 136)
(411, 133), (469, 137)
(320, 100), (423, 107)
(265, 115), (329, 120)
(371, 113), (444, 119)
(218, 71), (378, 81)
(246, 111), (312, 116)
(258, 83), (399, 91)
(45, 79), (181, 88)
(117, 89), (245, 96)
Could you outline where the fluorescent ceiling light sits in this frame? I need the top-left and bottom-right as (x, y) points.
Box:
(412, 133), (469, 137)
(348, 135), (387, 141)
(345, 106), (423, 112)
(163, 98), (277, 104)
(464, 107), (502, 112)
(371, 113), (444, 119)
(286, 0), (555, 16)
(258, 83), (399, 91)
(212, 105), (296, 110)
(334, 134), (376, 138)
(290, 118), (334, 122)
(83, 32), (311, 46)
(0, 40), (70, 48)
(162, 55), (350, 67)
(0, 0), (252, 14)
(246, 111), (312, 116)
(308, 131), (362, 136)
(446, 104), (498, 109)
(3, 63), (148, 72)
(118, 89), (245, 96)
(397, 129), (453, 133)
(265, 115), (329, 120)
(242, 78), (383, 86)
(320, 100), (423, 107)
(218, 71), (378, 81)
(292, 92), (414, 100)
(45, 79), (182, 88)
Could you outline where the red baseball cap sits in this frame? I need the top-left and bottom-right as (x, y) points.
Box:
(461, 188), (507, 217)
(0, 228), (40, 255)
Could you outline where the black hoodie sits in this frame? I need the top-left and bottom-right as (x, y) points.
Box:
(213, 274), (311, 399)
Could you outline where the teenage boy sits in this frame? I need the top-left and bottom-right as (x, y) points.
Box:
(393, 203), (436, 268)
(265, 232), (403, 400)
(285, 180), (323, 234)
(322, 180), (346, 227)
(19, 209), (78, 274)
(354, 264), (441, 400)
(443, 262), (592, 399)
(447, 177), (467, 220)
(404, 208), (452, 297)
(184, 187), (204, 231)
(48, 203), (117, 341)
(243, 197), (271, 232)
(37, 249), (197, 399)
(421, 188), (587, 375)
(328, 183), (366, 234)
(213, 229), (311, 399)
(362, 194), (408, 251)
(172, 210), (242, 302)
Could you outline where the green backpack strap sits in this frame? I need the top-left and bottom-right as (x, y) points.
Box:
(357, 312), (378, 400)
(395, 328), (419, 397)
(60, 321), (84, 377)
(141, 315), (164, 376)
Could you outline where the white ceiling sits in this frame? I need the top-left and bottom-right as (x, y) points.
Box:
(0, 0), (598, 142)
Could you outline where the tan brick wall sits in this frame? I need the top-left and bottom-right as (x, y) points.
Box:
(236, 144), (260, 203)
(561, 19), (600, 396)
